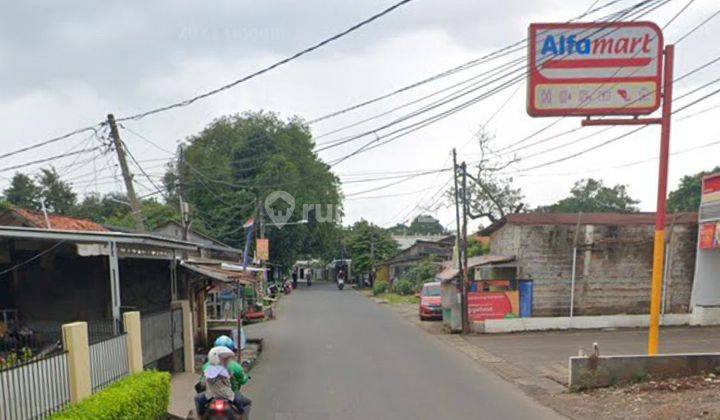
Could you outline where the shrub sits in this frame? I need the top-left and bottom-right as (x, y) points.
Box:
(393, 279), (414, 296)
(52, 370), (170, 420)
(373, 281), (389, 296)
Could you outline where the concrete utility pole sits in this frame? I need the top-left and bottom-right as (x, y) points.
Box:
(452, 149), (469, 333)
(177, 145), (190, 241)
(460, 161), (470, 334)
(107, 113), (146, 232)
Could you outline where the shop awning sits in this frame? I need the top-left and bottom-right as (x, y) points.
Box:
(180, 261), (256, 285)
(437, 254), (516, 283)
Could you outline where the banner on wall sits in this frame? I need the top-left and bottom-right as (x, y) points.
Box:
(700, 223), (717, 249)
(467, 291), (519, 322)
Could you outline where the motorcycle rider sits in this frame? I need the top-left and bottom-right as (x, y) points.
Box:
(196, 336), (251, 418)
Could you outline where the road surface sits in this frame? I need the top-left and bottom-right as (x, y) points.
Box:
(245, 282), (562, 420)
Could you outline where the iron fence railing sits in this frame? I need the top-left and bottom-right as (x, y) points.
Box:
(89, 333), (129, 393)
(0, 350), (71, 420)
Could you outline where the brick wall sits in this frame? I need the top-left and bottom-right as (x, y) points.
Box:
(490, 222), (697, 316)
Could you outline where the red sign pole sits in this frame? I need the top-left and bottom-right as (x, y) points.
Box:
(648, 44), (674, 356)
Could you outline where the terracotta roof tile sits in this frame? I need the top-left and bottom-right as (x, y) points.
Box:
(12, 208), (108, 232)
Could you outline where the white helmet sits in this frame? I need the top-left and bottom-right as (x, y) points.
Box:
(207, 346), (235, 365)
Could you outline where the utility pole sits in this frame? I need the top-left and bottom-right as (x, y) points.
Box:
(177, 145), (190, 241)
(107, 114), (146, 232)
(451, 149), (468, 333)
(460, 161), (470, 334)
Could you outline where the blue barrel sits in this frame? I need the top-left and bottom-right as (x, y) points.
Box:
(519, 280), (533, 317)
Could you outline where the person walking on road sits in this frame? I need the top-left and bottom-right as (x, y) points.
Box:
(306, 269), (312, 286)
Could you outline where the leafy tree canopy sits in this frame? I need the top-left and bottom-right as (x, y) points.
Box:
(667, 166), (720, 213)
(541, 178), (639, 213)
(4, 173), (41, 211)
(164, 111), (343, 268)
(388, 214), (447, 236)
(344, 219), (398, 276)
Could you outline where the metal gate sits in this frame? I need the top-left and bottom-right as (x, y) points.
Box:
(141, 308), (183, 369)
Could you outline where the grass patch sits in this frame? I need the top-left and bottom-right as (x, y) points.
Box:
(376, 292), (420, 305)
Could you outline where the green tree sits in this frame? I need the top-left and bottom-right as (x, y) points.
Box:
(542, 178), (639, 213)
(165, 111), (343, 268)
(104, 198), (178, 231)
(37, 167), (77, 214)
(4, 173), (40, 210)
(345, 220), (398, 277)
(667, 166), (720, 213)
(388, 214), (447, 235)
(401, 258), (440, 289)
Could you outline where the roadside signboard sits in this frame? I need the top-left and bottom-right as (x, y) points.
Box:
(256, 238), (269, 261)
(467, 291), (519, 322)
(527, 22), (663, 117)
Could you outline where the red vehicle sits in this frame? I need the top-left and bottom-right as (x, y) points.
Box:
(419, 282), (442, 321)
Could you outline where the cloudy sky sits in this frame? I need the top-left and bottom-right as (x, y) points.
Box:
(1, 0), (718, 231)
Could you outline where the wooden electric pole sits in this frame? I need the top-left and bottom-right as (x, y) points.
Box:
(107, 113), (146, 232)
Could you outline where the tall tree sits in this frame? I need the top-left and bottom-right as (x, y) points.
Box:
(344, 220), (398, 277)
(542, 178), (639, 213)
(388, 214), (447, 235)
(4, 173), (40, 210)
(667, 166), (720, 213)
(37, 167), (76, 214)
(462, 131), (526, 223)
(165, 111), (342, 268)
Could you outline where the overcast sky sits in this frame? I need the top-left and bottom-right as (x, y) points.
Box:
(1, 0), (718, 231)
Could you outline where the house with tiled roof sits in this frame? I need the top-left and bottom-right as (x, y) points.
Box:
(0, 208), (107, 232)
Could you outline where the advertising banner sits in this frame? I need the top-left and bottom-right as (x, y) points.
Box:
(467, 291), (519, 322)
(527, 22), (663, 117)
(256, 238), (269, 261)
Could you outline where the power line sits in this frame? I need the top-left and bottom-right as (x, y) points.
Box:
(116, 0), (417, 122)
(320, 0), (671, 164)
(308, 0), (631, 125)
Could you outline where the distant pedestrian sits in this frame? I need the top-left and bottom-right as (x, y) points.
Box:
(306, 269), (312, 286)
(291, 267), (298, 289)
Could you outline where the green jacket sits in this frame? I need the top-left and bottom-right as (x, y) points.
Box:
(202, 360), (249, 392)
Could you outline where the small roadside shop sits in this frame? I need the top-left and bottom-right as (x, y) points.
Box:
(439, 255), (528, 333)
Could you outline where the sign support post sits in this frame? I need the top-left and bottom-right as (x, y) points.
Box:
(648, 44), (674, 355)
(580, 45), (674, 355)
(527, 23), (671, 354)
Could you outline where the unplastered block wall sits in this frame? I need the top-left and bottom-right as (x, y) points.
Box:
(490, 223), (697, 316)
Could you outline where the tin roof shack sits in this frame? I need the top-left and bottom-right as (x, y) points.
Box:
(438, 255), (516, 333)
(481, 212), (698, 317)
(380, 238), (454, 283)
(0, 224), (200, 366)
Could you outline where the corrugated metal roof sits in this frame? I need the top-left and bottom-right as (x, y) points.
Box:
(10, 208), (108, 232)
(180, 261), (256, 284)
(436, 254), (515, 282)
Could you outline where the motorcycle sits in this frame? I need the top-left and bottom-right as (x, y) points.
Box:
(194, 381), (246, 420)
(283, 279), (292, 294)
(337, 277), (345, 290)
(201, 397), (243, 420)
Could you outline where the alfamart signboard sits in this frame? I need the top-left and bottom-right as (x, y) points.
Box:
(527, 22), (663, 117)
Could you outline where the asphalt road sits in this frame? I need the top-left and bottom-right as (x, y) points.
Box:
(245, 282), (562, 420)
